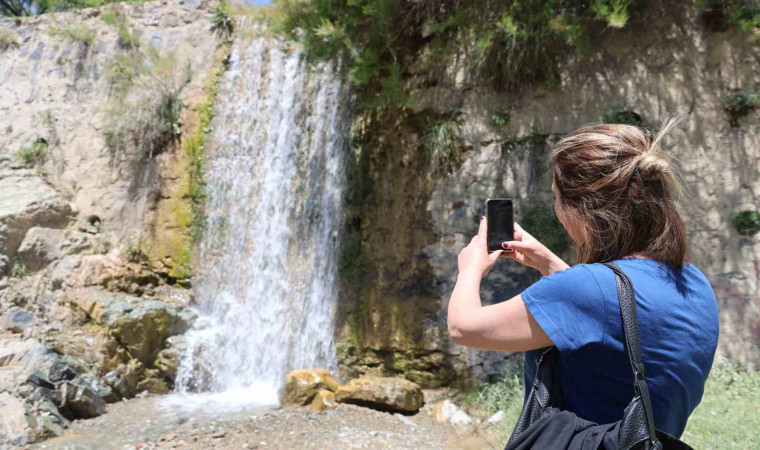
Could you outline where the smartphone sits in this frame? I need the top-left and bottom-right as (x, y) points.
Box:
(485, 198), (514, 253)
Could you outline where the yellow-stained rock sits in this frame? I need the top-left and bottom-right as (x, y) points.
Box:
(310, 389), (338, 412)
(334, 376), (423, 412)
(280, 369), (341, 407)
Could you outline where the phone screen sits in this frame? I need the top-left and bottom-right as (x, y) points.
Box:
(486, 198), (514, 253)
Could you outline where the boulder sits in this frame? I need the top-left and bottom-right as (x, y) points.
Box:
(69, 288), (196, 366)
(0, 172), (72, 276)
(0, 337), (58, 381)
(0, 392), (33, 446)
(60, 380), (106, 419)
(1, 306), (34, 333)
(310, 389), (338, 413)
(334, 377), (424, 413)
(280, 369), (342, 407)
(16, 227), (67, 272)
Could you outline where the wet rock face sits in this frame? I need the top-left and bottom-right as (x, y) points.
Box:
(334, 377), (424, 413)
(280, 369), (342, 407)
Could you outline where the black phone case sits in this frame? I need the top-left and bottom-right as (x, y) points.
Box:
(486, 198), (514, 252)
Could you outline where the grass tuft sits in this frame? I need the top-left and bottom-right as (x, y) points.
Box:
(49, 21), (97, 46)
(15, 138), (48, 167)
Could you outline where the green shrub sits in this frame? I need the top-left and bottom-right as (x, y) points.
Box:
(462, 373), (523, 415)
(125, 237), (148, 263)
(722, 91), (759, 127)
(591, 0), (630, 28)
(103, 49), (190, 159)
(49, 21), (97, 46)
(11, 258), (26, 278)
(490, 110), (511, 127)
(425, 115), (460, 174)
(15, 138), (48, 167)
(601, 109), (643, 126)
(731, 210), (760, 236)
(697, 0), (760, 31)
(521, 205), (569, 254)
(107, 53), (141, 92)
(210, 0), (234, 41)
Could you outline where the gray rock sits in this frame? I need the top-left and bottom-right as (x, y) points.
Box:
(72, 373), (120, 403)
(0, 337), (57, 376)
(103, 370), (129, 399)
(28, 386), (63, 407)
(17, 227), (67, 271)
(0, 392), (33, 446)
(182, 0), (202, 10)
(1, 306), (34, 333)
(0, 173), (72, 276)
(69, 288), (196, 366)
(60, 380), (106, 419)
(48, 356), (85, 383)
(155, 335), (187, 382)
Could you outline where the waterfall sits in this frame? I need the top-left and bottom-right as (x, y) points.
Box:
(172, 22), (350, 406)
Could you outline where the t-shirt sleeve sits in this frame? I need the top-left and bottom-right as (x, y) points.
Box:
(521, 265), (606, 354)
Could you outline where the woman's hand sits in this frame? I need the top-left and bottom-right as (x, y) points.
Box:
(458, 217), (503, 277)
(501, 222), (570, 276)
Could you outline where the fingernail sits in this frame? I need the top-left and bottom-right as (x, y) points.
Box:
(501, 242), (510, 248)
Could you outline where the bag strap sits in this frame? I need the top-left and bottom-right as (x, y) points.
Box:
(602, 262), (661, 448)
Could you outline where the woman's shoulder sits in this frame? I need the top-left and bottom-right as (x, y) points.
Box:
(524, 263), (605, 302)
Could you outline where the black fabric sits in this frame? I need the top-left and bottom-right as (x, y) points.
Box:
(505, 263), (693, 450)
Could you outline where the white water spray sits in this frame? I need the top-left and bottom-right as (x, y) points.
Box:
(172, 22), (350, 407)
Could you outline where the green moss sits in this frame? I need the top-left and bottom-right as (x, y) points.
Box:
(731, 210), (760, 236)
(168, 47), (232, 280)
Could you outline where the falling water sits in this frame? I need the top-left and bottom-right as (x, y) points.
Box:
(173, 22), (350, 406)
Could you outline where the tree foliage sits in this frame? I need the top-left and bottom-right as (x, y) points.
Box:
(273, 0), (636, 109)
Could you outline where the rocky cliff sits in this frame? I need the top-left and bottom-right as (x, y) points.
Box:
(0, 0), (222, 445)
(334, 3), (760, 385)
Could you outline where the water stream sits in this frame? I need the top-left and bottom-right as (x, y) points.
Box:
(171, 22), (350, 407)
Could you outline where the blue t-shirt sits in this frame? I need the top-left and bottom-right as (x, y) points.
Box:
(521, 258), (719, 438)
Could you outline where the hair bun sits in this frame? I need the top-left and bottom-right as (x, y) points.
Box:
(637, 151), (669, 179)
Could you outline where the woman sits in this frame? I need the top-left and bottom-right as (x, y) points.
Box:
(447, 120), (719, 438)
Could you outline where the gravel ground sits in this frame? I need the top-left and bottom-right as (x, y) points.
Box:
(26, 396), (500, 450)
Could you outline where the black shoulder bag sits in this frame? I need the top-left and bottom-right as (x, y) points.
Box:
(505, 263), (694, 450)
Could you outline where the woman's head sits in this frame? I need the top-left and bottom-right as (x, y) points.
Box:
(551, 119), (689, 268)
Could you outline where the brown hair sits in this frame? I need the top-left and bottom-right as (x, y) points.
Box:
(551, 119), (689, 268)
